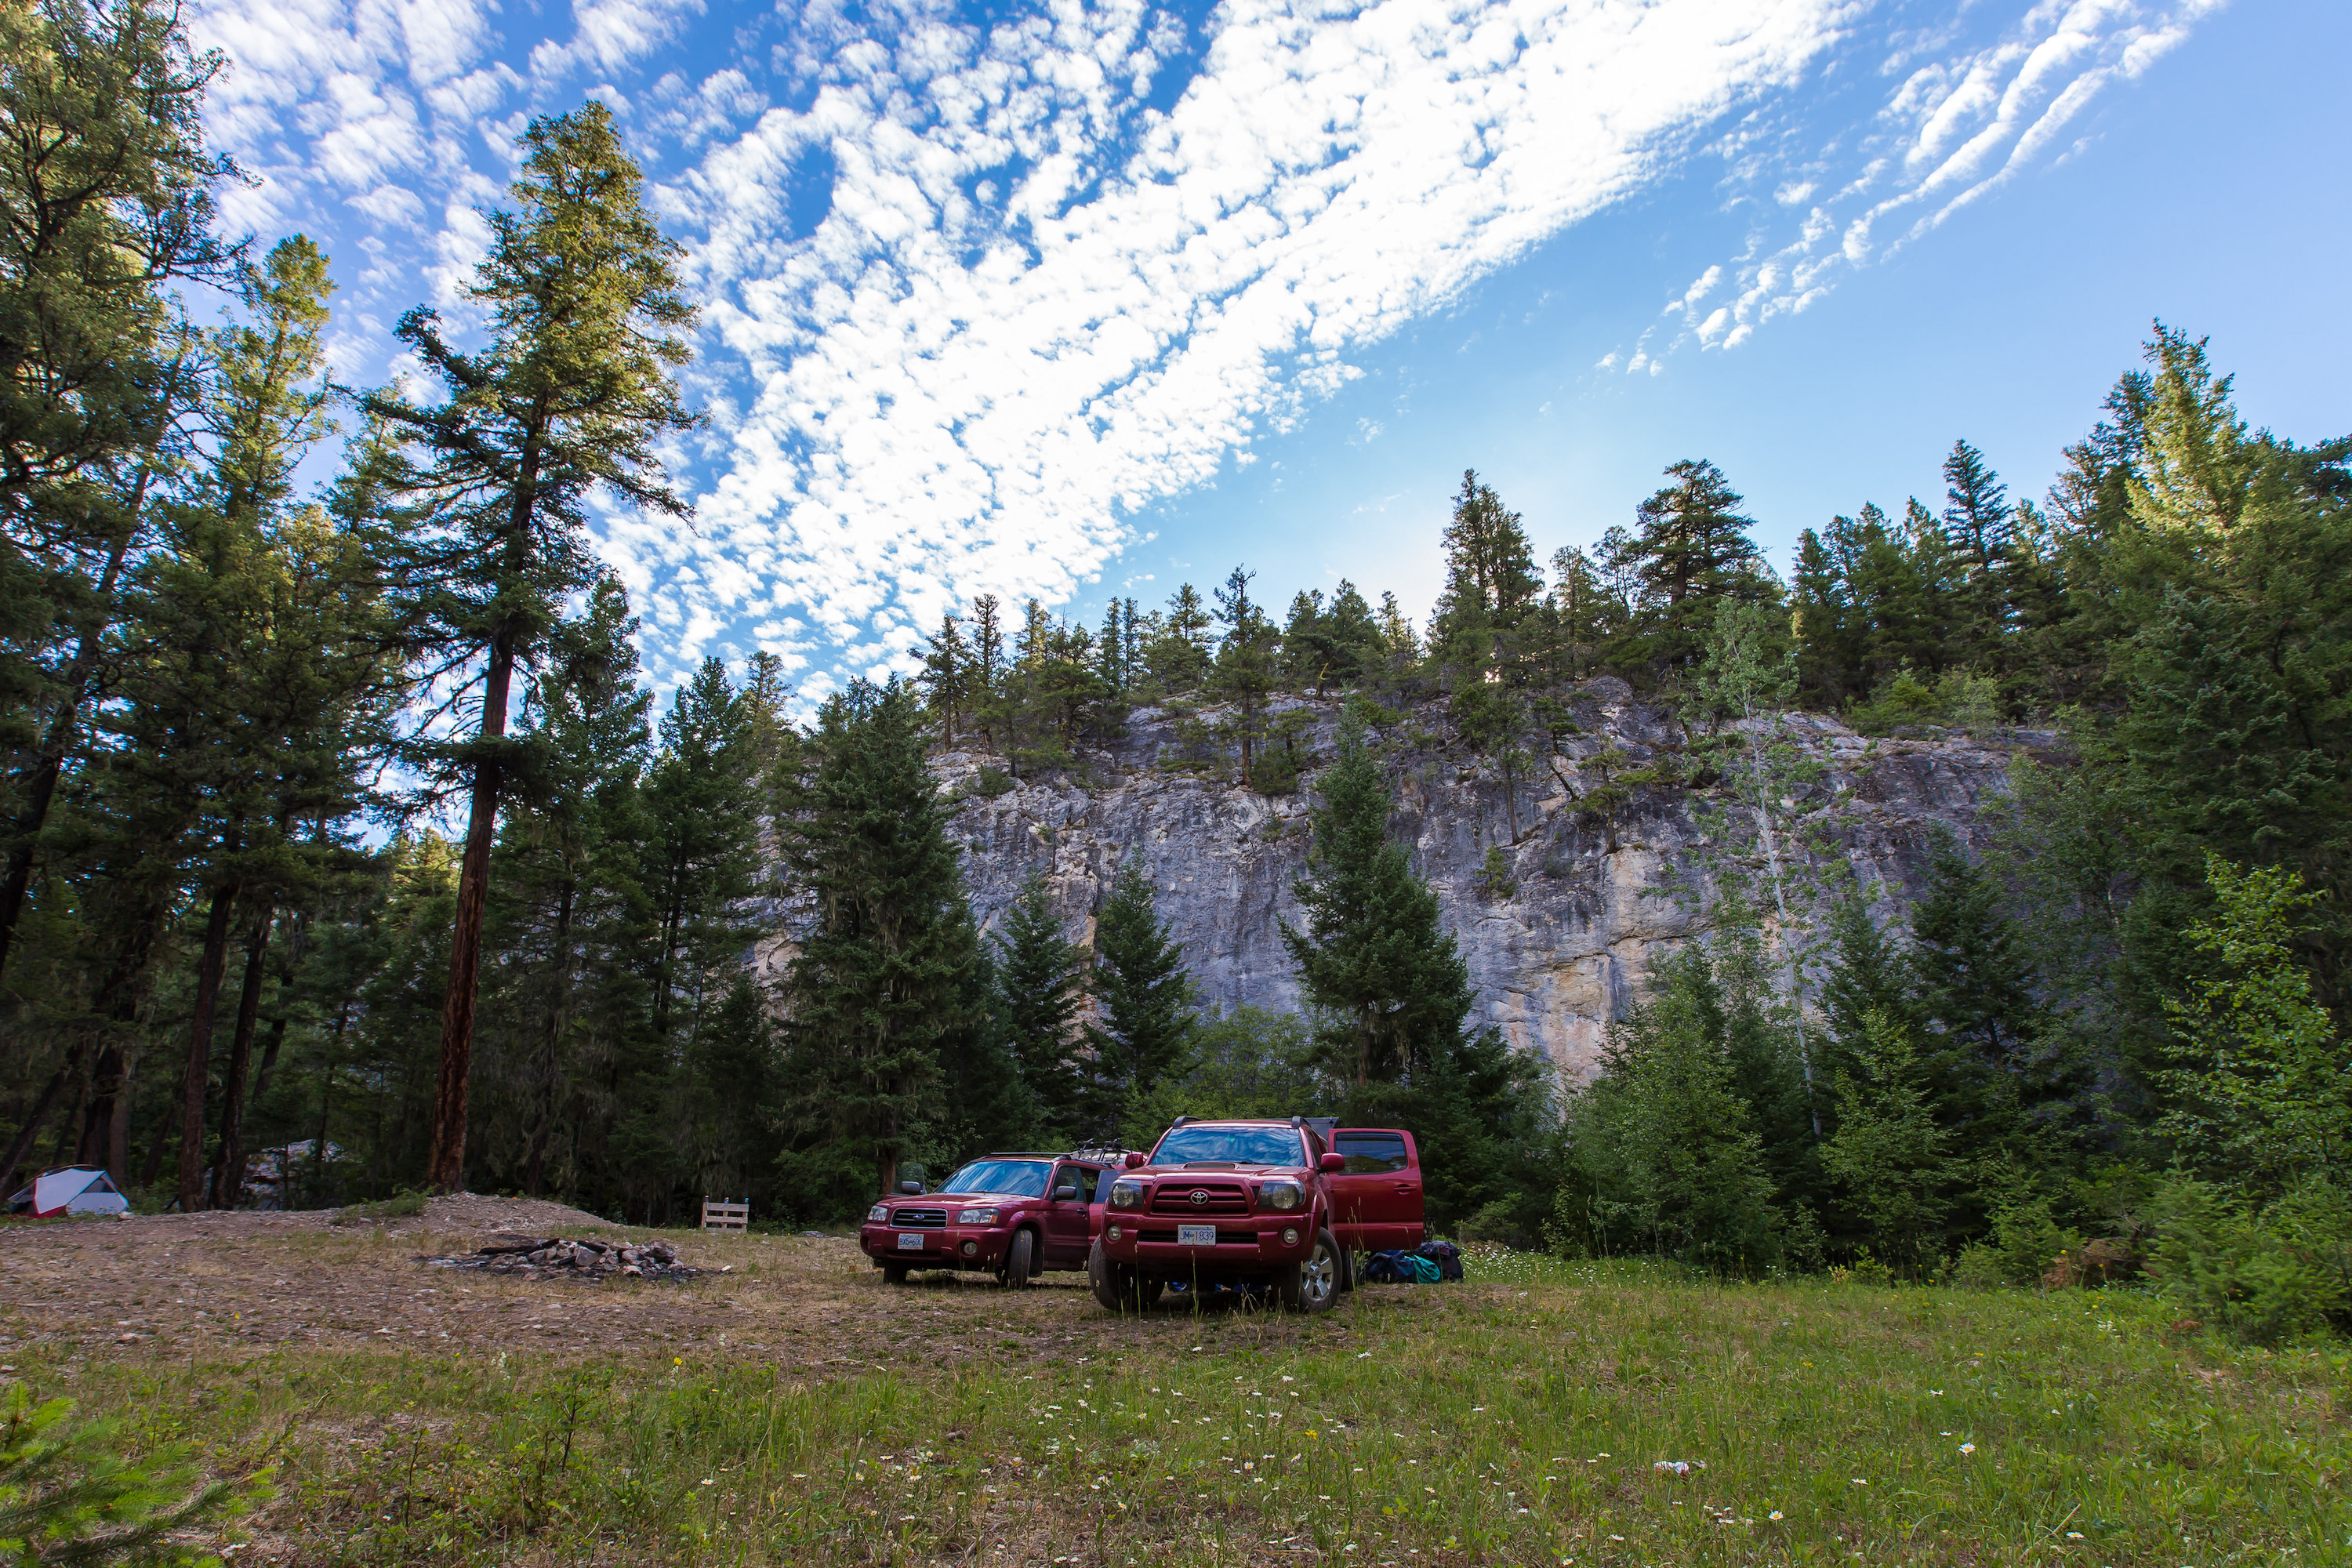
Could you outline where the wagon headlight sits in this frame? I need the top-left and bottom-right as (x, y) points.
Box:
(956, 1207), (999, 1225)
(1109, 1179), (1146, 1210)
(1258, 1179), (1304, 1212)
(867, 1204), (889, 1222)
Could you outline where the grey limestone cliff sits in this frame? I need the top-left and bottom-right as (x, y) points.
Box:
(769, 684), (2029, 1083)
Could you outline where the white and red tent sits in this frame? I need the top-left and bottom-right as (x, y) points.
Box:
(7, 1165), (129, 1218)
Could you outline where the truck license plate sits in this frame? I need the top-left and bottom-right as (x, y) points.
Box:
(896, 1232), (923, 1250)
(1177, 1224), (1218, 1247)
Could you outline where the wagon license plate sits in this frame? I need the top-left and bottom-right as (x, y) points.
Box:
(1177, 1224), (1218, 1248)
(896, 1232), (923, 1250)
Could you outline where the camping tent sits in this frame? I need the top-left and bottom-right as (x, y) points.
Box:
(6, 1165), (130, 1218)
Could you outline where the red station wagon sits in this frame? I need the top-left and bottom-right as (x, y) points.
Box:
(858, 1151), (1118, 1287)
(1087, 1116), (1425, 1314)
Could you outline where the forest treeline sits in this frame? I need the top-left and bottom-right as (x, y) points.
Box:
(3, 0), (2345, 1337)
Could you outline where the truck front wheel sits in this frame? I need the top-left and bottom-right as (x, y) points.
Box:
(1278, 1228), (1343, 1313)
(1087, 1239), (1134, 1311)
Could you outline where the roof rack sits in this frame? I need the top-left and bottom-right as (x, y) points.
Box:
(1067, 1142), (1129, 1163)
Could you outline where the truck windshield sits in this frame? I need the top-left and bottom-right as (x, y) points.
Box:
(1153, 1126), (1304, 1167)
(938, 1160), (1052, 1197)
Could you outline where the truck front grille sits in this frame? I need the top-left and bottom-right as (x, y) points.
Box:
(1148, 1182), (1250, 1216)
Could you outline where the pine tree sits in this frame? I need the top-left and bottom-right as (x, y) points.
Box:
(1570, 967), (1779, 1272)
(1817, 888), (1917, 1098)
(1148, 583), (1213, 693)
(779, 678), (975, 1210)
(992, 875), (1084, 1143)
(1624, 459), (1766, 670)
(2159, 855), (2348, 1196)
(0, 0), (238, 989)
(920, 611), (973, 746)
(471, 572), (652, 1203)
(363, 104), (697, 1192)
(1083, 856), (1196, 1135)
(1822, 1009), (1952, 1270)
(1546, 545), (1606, 683)
(1208, 566), (1277, 782)
(641, 657), (762, 1045)
(1282, 703), (1473, 1088)
(1430, 463), (1543, 667)
(1940, 438), (2016, 664)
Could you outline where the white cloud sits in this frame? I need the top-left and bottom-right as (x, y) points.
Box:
(1624, 0), (2220, 365)
(659, 0), (1853, 683)
(191, 0), (2222, 699)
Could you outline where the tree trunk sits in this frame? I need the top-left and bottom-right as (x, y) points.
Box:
(106, 1050), (132, 1181)
(76, 1039), (124, 1167)
(177, 877), (244, 1212)
(425, 635), (514, 1193)
(426, 429), (543, 1195)
(0, 470), (153, 984)
(0, 1037), (87, 1192)
(137, 1075), (179, 1189)
(249, 908), (305, 1112)
(524, 877), (575, 1198)
(208, 906), (273, 1209)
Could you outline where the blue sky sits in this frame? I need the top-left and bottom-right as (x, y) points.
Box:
(195, 0), (2348, 706)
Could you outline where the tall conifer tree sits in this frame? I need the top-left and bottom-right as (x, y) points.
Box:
(364, 104), (696, 1191)
(1084, 856), (1197, 1134)
(779, 678), (976, 1207)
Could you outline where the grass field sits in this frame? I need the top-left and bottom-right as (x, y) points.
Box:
(5, 1212), (2345, 1566)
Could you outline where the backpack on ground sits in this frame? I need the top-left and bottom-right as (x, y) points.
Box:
(1416, 1238), (1464, 1283)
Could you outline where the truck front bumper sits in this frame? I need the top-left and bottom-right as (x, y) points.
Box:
(1099, 1221), (1313, 1269)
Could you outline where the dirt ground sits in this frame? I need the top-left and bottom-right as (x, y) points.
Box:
(0, 1194), (1408, 1376)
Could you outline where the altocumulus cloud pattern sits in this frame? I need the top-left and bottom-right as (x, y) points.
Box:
(191, 0), (2219, 698)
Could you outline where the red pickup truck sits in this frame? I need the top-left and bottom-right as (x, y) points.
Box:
(1087, 1116), (1424, 1313)
(858, 1151), (1118, 1286)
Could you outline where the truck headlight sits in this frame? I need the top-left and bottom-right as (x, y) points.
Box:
(1109, 1180), (1145, 1210)
(868, 1204), (889, 1222)
(1258, 1179), (1304, 1211)
(956, 1207), (999, 1225)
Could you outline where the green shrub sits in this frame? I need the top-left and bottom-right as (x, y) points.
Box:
(0, 1385), (260, 1566)
(2147, 1175), (2352, 1344)
(971, 765), (1014, 799)
(330, 1189), (424, 1225)
(1846, 667), (1939, 735)
(1984, 1196), (2083, 1284)
(1457, 1198), (1533, 1249)
(1475, 844), (1515, 901)
(1950, 1243), (2009, 1289)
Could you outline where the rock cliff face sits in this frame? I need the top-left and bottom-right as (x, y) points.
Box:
(927, 684), (2024, 1083)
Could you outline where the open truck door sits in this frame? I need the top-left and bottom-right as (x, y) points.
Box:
(1325, 1128), (1424, 1252)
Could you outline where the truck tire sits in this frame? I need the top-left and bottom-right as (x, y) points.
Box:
(882, 1264), (909, 1285)
(1002, 1229), (1036, 1289)
(1277, 1228), (1343, 1314)
(1088, 1239), (1136, 1311)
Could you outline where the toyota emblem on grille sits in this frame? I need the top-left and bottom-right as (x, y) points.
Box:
(1189, 1189), (1210, 1206)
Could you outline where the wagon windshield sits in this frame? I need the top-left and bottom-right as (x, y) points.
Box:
(1152, 1126), (1305, 1167)
(937, 1159), (1052, 1197)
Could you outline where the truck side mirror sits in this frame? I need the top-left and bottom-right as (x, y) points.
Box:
(1123, 1151), (1148, 1169)
(898, 1181), (923, 1195)
(1319, 1152), (1345, 1174)
(1053, 1184), (1080, 1203)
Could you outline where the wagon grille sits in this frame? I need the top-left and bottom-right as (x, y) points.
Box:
(894, 1209), (948, 1229)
